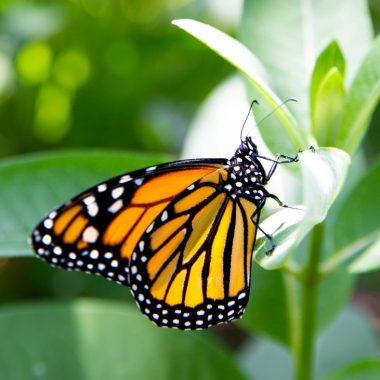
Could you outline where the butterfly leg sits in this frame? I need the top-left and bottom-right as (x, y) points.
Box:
(265, 153), (299, 182)
(249, 209), (276, 255)
(255, 184), (287, 208)
(257, 224), (276, 255)
(250, 152), (298, 182)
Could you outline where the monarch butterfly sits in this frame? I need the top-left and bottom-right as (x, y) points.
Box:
(30, 105), (298, 330)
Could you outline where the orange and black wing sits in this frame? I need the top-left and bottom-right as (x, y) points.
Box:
(31, 159), (225, 287)
(128, 168), (259, 329)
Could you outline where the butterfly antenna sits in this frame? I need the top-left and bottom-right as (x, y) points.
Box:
(256, 98), (298, 127)
(240, 100), (260, 142)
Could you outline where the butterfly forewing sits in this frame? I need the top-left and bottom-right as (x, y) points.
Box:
(128, 169), (259, 329)
(31, 160), (225, 288)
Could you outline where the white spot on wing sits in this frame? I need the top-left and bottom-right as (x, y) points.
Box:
(83, 196), (95, 205)
(111, 260), (118, 267)
(97, 184), (107, 192)
(43, 219), (53, 229)
(119, 175), (132, 183)
(53, 246), (62, 255)
(108, 199), (123, 213)
(146, 222), (154, 233)
(42, 235), (52, 245)
(49, 211), (58, 219)
(87, 202), (99, 217)
(89, 250), (99, 259)
(83, 226), (99, 243)
(112, 187), (124, 199)
(161, 211), (168, 222)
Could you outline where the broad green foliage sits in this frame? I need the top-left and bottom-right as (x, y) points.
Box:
(324, 159), (380, 273)
(238, 306), (379, 380)
(0, 301), (244, 380)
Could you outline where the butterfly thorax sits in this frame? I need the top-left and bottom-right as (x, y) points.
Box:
(225, 137), (267, 203)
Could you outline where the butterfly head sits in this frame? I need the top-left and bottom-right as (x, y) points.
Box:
(228, 136), (266, 196)
(239, 135), (258, 155)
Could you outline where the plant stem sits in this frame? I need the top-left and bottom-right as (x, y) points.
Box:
(295, 222), (324, 380)
(283, 270), (301, 358)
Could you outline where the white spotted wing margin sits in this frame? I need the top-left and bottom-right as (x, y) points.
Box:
(30, 159), (227, 287)
(128, 174), (258, 330)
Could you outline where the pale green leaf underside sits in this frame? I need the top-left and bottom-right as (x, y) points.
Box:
(172, 18), (309, 150)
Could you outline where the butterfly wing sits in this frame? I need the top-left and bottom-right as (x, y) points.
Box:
(31, 159), (225, 287)
(128, 168), (260, 329)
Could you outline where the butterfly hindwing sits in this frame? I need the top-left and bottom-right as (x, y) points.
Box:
(31, 160), (226, 287)
(128, 168), (259, 329)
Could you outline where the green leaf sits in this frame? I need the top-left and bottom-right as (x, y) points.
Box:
(0, 150), (172, 258)
(322, 359), (380, 380)
(239, 265), (289, 344)
(316, 268), (355, 333)
(238, 337), (293, 380)
(312, 67), (345, 147)
(338, 36), (380, 153)
(310, 41), (346, 117)
(238, 305), (374, 380)
(0, 300), (244, 380)
(172, 18), (309, 150)
(315, 306), (380, 379)
(240, 0), (373, 127)
(348, 238), (380, 273)
(239, 262), (353, 346)
(324, 159), (380, 272)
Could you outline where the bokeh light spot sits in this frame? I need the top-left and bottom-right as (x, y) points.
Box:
(16, 41), (52, 85)
(53, 50), (91, 89)
(34, 83), (71, 143)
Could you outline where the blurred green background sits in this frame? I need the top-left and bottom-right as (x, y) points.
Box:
(0, 0), (238, 158)
(1, 0), (380, 365)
